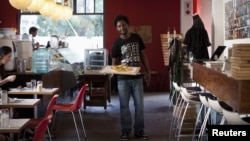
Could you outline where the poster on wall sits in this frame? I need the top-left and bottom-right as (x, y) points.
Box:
(225, 0), (250, 40)
(129, 25), (152, 43)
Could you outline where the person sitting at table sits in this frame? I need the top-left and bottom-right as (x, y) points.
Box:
(0, 46), (16, 86)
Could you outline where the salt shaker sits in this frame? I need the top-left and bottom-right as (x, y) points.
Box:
(1, 108), (9, 128)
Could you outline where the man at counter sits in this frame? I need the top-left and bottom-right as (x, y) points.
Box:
(29, 26), (40, 50)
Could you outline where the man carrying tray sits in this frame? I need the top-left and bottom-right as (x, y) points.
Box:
(111, 14), (151, 140)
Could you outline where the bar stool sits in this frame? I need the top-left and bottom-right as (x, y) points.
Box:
(174, 87), (201, 141)
(207, 97), (233, 125)
(195, 93), (215, 141)
(222, 109), (250, 125)
(169, 82), (202, 139)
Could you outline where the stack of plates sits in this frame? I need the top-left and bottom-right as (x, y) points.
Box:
(231, 44), (250, 80)
(205, 61), (224, 68)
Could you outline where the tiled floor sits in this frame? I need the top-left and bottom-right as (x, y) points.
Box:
(45, 92), (192, 141)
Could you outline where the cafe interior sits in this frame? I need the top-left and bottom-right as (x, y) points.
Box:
(1, 0), (250, 141)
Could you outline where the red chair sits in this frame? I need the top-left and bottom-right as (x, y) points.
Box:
(32, 117), (50, 141)
(23, 94), (59, 141)
(52, 84), (88, 141)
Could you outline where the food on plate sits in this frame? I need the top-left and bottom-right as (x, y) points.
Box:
(110, 65), (132, 72)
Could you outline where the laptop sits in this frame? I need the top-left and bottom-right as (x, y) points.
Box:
(194, 46), (226, 62)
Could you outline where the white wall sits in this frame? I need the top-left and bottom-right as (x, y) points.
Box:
(200, 0), (212, 56)
(180, 0), (193, 35)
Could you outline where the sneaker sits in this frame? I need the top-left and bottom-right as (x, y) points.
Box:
(121, 132), (129, 141)
(134, 131), (148, 140)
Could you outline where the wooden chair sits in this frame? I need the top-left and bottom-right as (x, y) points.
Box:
(52, 84), (88, 141)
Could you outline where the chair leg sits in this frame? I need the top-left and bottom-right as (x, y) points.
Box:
(71, 111), (81, 141)
(51, 111), (62, 137)
(198, 107), (211, 141)
(78, 110), (87, 139)
(192, 104), (204, 141)
(47, 126), (53, 141)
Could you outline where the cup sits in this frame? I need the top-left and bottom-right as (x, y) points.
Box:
(1, 90), (8, 104)
(31, 79), (37, 90)
(26, 82), (32, 88)
(1, 109), (9, 128)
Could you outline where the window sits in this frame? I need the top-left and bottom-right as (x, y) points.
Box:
(20, 0), (104, 63)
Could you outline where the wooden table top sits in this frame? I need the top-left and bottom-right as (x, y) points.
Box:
(0, 99), (40, 108)
(192, 63), (250, 113)
(8, 88), (59, 95)
(0, 119), (30, 133)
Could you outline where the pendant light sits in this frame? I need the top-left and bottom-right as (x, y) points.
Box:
(27, 0), (46, 12)
(39, 0), (56, 17)
(63, 6), (73, 20)
(51, 4), (64, 20)
(9, 0), (33, 10)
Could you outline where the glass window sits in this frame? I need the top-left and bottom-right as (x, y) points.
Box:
(20, 0), (104, 63)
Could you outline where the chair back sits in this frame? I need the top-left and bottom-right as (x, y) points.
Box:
(44, 94), (59, 119)
(173, 82), (181, 91)
(222, 109), (250, 125)
(32, 117), (50, 141)
(72, 84), (88, 110)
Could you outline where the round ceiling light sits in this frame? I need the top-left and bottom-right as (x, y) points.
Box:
(27, 0), (46, 12)
(9, 0), (33, 10)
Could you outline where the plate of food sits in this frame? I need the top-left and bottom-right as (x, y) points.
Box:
(99, 65), (141, 75)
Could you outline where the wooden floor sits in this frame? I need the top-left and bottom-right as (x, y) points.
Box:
(45, 92), (192, 141)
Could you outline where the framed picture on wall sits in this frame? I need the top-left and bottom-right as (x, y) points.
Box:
(224, 0), (250, 40)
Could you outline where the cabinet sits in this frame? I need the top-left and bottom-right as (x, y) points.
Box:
(84, 49), (108, 71)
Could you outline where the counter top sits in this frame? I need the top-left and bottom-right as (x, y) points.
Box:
(192, 63), (250, 113)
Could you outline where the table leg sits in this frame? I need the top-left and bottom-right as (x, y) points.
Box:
(34, 94), (38, 118)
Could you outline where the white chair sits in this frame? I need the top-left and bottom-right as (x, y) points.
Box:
(222, 109), (250, 125)
(175, 87), (201, 141)
(195, 93), (215, 141)
(207, 97), (233, 125)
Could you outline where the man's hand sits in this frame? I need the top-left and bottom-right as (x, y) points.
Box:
(144, 73), (151, 87)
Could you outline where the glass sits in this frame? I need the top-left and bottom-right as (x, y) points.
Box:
(1, 109), (10, 128)
(1, 90), (8, 105)
(31, 79), (37, 90)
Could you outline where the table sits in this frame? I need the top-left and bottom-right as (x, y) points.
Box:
(0, 99), (40, 109)
(78, 72), (111, 109)
(0, 119), (30, 133)
(0, 98), (40, 118)
(192, 63), (250, 113)
(8, 88), (59, 117)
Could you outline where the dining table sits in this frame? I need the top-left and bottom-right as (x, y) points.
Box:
(8, 88), (59, 118)
(0, 118), (30, 133)
(0, 118), (30, 140)
(0, 99), (40, 118)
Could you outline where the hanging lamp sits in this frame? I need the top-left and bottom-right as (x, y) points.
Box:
(27, 0), (46, 12)
(63, 6), (73, 20)
(51, 4), (64, 20)
(9, 0), (33, 10)
(39, 0), (56, 17)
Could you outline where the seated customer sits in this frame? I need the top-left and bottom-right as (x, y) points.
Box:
(0, 46), (16, 86)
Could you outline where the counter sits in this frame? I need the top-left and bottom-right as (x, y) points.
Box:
(192, 63), (250, 113)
